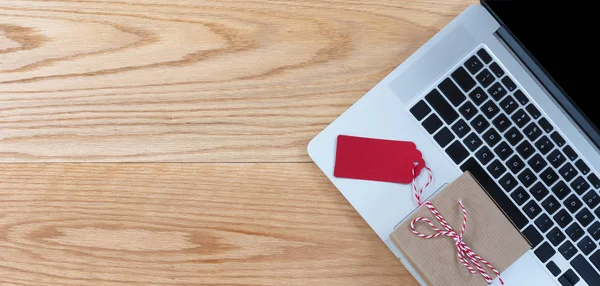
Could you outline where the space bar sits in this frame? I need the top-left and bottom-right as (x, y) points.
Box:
(460, 158), (528, 230)
(571, 255), (600, 285)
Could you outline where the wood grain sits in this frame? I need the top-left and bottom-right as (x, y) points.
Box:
(1, 1), (475, 284)
(0, 163), (414, 285)
(0, 0), (473, 162)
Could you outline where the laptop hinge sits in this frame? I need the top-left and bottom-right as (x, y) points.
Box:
(494, 27), (600, 150)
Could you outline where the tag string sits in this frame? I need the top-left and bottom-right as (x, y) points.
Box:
(410, 200), (504, 285)
(411, 162), (432, 206)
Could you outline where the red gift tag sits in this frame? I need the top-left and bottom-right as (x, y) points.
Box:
(334, 135), (425, 184)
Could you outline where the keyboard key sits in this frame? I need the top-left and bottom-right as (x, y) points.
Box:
(551, 181), (570, 200)
(558, 274), (570, 285)
(566, 223), (585, 242)
(459, 101), (477, 122)
(535, 242), (556, 263)
(516, 140), (535, 159)
(558, 163), (578, 182)
(439, 78), (467, 106)
(577, 236), (596, 255)
(493, 141), (513, 160)
(542, 196), (560, 215)
(451, 119), (471, 138)
(590, 251), (600, 274)
(464, 55), (483, 74)
(434, 127), (455, 148)
(557, 275), (572, 286)
(511, 109), (531, 128)
(489, 62), (504, 77)
(571, 255), (600, 286)
(499, 95), (518, 115)
(422, 114), (443, 134)
(595, 207), (600, 221)
(528, 154), (548, 173)
(505, 127), (524, 145)
(487, 82), (507, 101)
(563, 146), (578, 161)
(451, 67), (476, 92)
(518, 168), (536, 188)
(558, 269), (579, 286)
(582, 190), (600, 209)
(538, 117), (554, 133)
(571, 176), (591, 195)
(410, 100), (431, 121)
(588, 222), (600, 240)
(513, 90), (529, 105)
(468, 87), (487, 106)
(425, 89), (459, 124)
(535, 135), (555, 155)
(475, 146), (495, 166)
(501, 76), (517, 92)
(559, 241), (578, 260)
(492, 113), (512, 133)
(525, 103), (542, 119)
(554, 209), (573, 228)
(547, 227), (566, 246)
(576, 208), (594, 227)
(463, 133), (483, 152)
(482, 128), (501, 147)
(470, 114), (490, 133)
(477, 48), (492, 64)
(460, 158), (528, 229)
(445, 141), (469, 164)
(565, 194), (583, 213)
(535, 213), (554, 232)
(588, 173), (600, 188)
(507, 155), (525, 174)
(523, 200), (542, 219)
(500, 173), (518, 192)
(487, 159), (507, 179)
(548, 149), (566, 168)
(523, 122), (542, 141)
(476, 69), (494, 88)
(523, 225), (543, 247)
(575, 159), (590, 175)
(546, 261), (560, 277)
(481, 100), (500, 119)
(571, 176), (590, 198)
(530, 181), (549, 200)
(452, 67), (476, 92)
(511, 187), (530, 205)
(546, 261), (561, 277)
(551, 131), (566, 147)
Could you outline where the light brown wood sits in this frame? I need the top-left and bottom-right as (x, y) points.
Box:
(0, 0), (473, 162)
(1, 0), (476, 284)
(0, 163), (414, 285)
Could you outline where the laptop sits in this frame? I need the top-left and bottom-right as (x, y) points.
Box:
(307, 1), (598, 285)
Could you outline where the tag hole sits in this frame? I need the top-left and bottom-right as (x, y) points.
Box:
(413, 161), (419, 166)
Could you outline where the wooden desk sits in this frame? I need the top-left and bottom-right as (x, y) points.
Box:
(0, 0), (473, 284)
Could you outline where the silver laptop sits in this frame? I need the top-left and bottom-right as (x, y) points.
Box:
(308, 2), (599, 285)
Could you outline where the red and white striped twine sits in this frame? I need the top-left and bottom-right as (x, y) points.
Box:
(411, 162), (432, 206)
(409, 163), (503, 285)
(410, 200), (504, 285)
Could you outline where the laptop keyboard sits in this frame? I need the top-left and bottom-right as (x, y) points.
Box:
(409, 47), (600, 286)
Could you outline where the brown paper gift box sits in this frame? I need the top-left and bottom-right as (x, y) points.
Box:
(390, 172), (530, 286)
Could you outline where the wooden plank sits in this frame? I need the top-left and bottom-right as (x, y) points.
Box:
(0, 163), (415, 285)
(0, 0), (473, 162)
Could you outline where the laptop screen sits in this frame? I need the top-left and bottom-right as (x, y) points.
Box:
(482, 1), (596, 131)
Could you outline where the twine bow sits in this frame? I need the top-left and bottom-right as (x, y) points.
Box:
(409, 163), (503, 285)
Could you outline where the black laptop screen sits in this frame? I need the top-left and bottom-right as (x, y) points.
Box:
(482, 1), (596, 130)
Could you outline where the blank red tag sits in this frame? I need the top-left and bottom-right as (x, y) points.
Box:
(334, 135), (425, 184)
